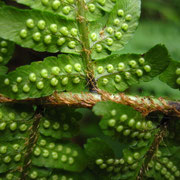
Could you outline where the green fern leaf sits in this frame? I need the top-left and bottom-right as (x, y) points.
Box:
(0, 104), (34, 173)
(94, 45), (170, 92)
(32, 135), (87, 172)
(16, 0), (77, 21)
(145, 147), (180, 180)
(90, 0), (141, 59)
(0, 66), (8, 75)
(0, 6), (81, 54)
(159, 60), (180, 90)
(39, 107), (81, 139)
(0, 54), (86, 100)
(0, 38), (14, 66)
(0, 166), (52, 179)
(84, 137), (156, 180)
(0, 104), (88, 176)
(93, 101), (157, 146)
(0, 1), (141, 59)
(84, 138), (115, 169)
(15, 0), (118, 22)
(0, 104), (34, 141)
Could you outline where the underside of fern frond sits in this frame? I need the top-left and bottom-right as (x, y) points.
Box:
(0, 0), (179, 180)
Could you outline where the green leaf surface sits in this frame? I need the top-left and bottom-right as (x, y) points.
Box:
(90, 0), (141, 59)
(47, 169), (96, 180)
(84, 138), (115, 169)
(84, 137), (157, 180)
(94, 45), (170, 93)
(0, 168), (96, 180)
(93, 101), (156, 145)
(16, 0), (77, 21)
(0, 104), (88, 177)
(0, 103), (34, 142)
(0, 103), (34, 174)
(0, 172), (21, 180)
(27, 166), (52, 179)
(159, 60), (180, 90)
(0, 6), (81, 54)
(0, 54), (87, 100)
(39, 107), (81, 139)
(0, 166), (52, 179)
(0, 38), (14, 66)
(32, 136), (87, 172)
(15, 0), (117, 22)
(0, 140), (26, 173)
(0, 105), (34, 174)
(145, 147), (180, 180)
(0, 66), (8, 75)
(84, 138), (116, 179)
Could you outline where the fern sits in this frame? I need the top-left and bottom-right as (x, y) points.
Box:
(0, 0), (179, 180)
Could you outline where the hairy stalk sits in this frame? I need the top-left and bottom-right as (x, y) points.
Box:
(0, 93), (180, 116)
(76, 0), (96, 90)
(21, 109), (42, 180)
(137, 125), (167, 180)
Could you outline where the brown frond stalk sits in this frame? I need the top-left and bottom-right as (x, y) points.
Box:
(20, 111), (42, 180)
(0, 93), (180, 116)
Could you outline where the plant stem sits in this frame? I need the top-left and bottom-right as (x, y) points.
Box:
(21, 109), (42, 179)
(0, 93), (180, 116)
(76, 0), (96, 90)
(137, 126), (167, 179)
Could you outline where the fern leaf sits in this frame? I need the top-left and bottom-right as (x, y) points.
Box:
(0, 38), (14, 66)
(90, 0), (141, 59)
(39, 107), (81, 139)
(94, 45), (170, 92)
(160, 60), (180, 90)
(32, 135), (87, 172)
(0, 6), (80, 54)
(0, 54), (86, 100)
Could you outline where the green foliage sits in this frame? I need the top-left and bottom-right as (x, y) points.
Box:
(0, 0), (141, 60)
(0, 104), (34, 142)
(16, 0), (77, 21)
(0, 104), (33, 173)
(146, 148), (180, 180)
(0, 54), (86, 99)
(0, 0), (179, 179)
(84, 136), (156, 180)
(0, 104), (88, 178)
(128, 78), (180, 101)
(93, 101), (157, 145)
(0, 66), (8, 75)
(0, 38), (14, 77)
(16, 0), (116, 21)
(89, 0), (141, 59)
(0, 45), (171, 100)
(0, 38), (14, 66)
(39, 107), (81, 139)
(160, 60), (180, 90)
(0, 6), (81, 54)
(95, 45), (170, 92)
(32, 136), (87, 172)
(145, 125), (180, 180)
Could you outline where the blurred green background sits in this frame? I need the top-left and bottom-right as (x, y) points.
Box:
(121, 0), (180, 60)
(122, 0), (180, 100)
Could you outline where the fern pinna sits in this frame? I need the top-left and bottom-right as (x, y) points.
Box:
(0, 0), (179, 180)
